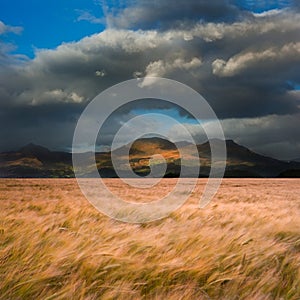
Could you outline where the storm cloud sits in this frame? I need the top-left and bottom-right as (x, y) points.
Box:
(104, 0), (249, 29)
(0, 1), (299, 159)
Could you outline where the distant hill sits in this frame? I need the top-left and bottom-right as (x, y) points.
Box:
(277, 169), (300, 178)
(0, 138), (299, 178)
(0, 143), (73, 178)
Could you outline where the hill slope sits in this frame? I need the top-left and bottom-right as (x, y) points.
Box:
(0, 138), (299, 178)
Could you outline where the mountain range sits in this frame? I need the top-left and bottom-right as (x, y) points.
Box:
(0, 138), (299, 178)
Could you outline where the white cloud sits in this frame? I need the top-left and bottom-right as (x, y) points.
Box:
(133, 71), (143, 78)
(212, 42), (300, 77)
(0, 20), (23, 35)
(252, 9), (283, 17)
(95, 70), (106, 77)
(188, 11), (300, 41)
(29, 89), (84, 105)
(76, 10), (105, 24)
(141, 57), (202, 86)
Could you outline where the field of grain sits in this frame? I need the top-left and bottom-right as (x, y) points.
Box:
(0, 179), (299, 299)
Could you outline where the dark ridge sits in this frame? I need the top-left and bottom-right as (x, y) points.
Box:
(1, 138), (300, 178)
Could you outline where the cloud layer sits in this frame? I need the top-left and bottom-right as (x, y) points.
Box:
(0, 1), (299, 159)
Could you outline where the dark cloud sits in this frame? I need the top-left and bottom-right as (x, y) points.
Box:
(212, 113), (300, 160)
(104, 0), (249, 30)
(0, 2), (299, 159)
(170, 113), (300, 160)
(0, 102), (82, 151)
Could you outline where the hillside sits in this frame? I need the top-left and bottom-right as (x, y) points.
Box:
(0, 138), (299, 178)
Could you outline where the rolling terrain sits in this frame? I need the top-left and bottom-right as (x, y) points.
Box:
(0, 138), (299, 178)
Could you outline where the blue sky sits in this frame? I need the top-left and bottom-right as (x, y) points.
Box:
(0, 0), (105, 57)
(235, 0), (292, 12)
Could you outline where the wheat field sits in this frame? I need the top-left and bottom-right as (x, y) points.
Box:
(0, 179), (299, 299)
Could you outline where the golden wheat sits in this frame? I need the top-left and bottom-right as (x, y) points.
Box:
(0, 179), (299, 299)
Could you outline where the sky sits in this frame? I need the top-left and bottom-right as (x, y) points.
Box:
(0, 0), (299, 160)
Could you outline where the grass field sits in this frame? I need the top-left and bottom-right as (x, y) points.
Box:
(0, 179), (299, 299)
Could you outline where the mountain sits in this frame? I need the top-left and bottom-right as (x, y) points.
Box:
(107, 137), (181, 178)
(0, 139), (300, 178)
(220, 139), (298, 177)
(0, 143), (73, 178)
(277, 169), (300, 178)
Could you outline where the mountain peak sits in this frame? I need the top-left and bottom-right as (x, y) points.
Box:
(201, 138), (235, 146)
(19, 143), (50, 155)
(226, 139), (235, 144)
(131, 137), (176, 148)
